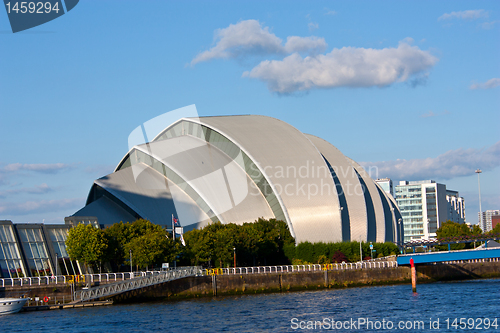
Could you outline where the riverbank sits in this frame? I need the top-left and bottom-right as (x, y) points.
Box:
(2, 260), (499, 306)
(113, 260), (500, 302)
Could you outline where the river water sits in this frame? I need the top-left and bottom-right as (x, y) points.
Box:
(1, 278), (499, 332)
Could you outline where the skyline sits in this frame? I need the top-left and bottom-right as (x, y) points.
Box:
(0, 1), (498, 225)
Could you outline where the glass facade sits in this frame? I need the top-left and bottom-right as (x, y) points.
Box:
(17, 226), (52, 277)
(396, 185), (424, 241)
(425, 187), (438, 234)
(0, 222), (84, 278)
(46, 227), (79, 275)
(0, 223), (25, 278)
(396, 181), (458, 242)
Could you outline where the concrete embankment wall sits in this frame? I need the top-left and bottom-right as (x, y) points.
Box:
(2, 261), (500, 303)
(113, 261), (500, 302)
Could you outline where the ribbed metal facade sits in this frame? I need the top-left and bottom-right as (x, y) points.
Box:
(73, 115), (402, 244)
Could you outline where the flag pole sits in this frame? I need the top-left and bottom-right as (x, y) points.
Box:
(172, 214), (176, 240)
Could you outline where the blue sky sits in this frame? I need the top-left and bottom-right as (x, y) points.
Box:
(0, 1), (498, 225)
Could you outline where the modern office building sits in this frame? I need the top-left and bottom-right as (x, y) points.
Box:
(395, 180), (465, 241)
(446, 190), (466, 224)
(479, 210), (500, 232)
(0, 220), (80, 278)
(375, 178), (394, 198)
(70, 115), (403, 244)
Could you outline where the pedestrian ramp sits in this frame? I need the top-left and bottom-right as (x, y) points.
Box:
(71, 266), (201, 303)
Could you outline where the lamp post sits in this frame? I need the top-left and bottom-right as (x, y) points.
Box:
(398, 218), (403, 243)
(55, 253), (58, 277)
(129, 249), (133, 277)
(233, 247), (236, 268)
(360, 238), (362, 263)
(475, 169), (483, 231)
(398, 218), (404, 254)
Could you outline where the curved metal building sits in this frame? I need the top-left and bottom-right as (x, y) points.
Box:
(72, 115), (402, 244)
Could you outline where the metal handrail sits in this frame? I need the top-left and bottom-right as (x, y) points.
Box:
(200, 261), (402, 276)
(73, 266), (202, 303)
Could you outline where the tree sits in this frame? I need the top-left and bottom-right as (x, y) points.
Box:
(182, 218), (294, 267)
(124, 231), (178, 270)
(471, 224), (483, 235)
(66, 224), (107, 273)
(103, 222), (130, 268)
(331, 250), (348, 263)
(485, 223), (500, 237)
(436, 220), (474, 250)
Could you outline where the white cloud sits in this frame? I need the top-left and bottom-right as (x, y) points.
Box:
(438, 10), (488, 21)
(0, 198), (83, 216)
(421, 111), (436, 118)
(324, 9), (337, 16)
(1, 163), (73, 174)
(481, 21), (498, 29)
(308, 22), (319, 32)
(191, 20), (327, 65)
(243, 40), (438, 93)
(360, 141), (500, 181)
(283, 36), (327, 55)
(191, 20), (283, 65)
(0, 183), (54, 198)
(470, 78), (500, 90)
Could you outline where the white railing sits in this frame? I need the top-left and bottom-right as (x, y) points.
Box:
(201, 261), (399, 276)
(0, 268), (202, 288)
(74, 266), (202, 303)
(0, 272), (135, 288)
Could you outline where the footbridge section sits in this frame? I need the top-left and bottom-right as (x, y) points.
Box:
(72, 266), (202, 303)
(397, 248), (500, 265)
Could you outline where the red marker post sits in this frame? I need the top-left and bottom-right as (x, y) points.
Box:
(410, 258), (417, 293)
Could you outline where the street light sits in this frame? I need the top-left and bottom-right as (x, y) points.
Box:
(359, 237), (362, 263)
(129, 249), (133, 277)
(398, 218), (403, 254)
(475, 169), (483, 231)
(233, 247), (236, 268)
(398, 218), (403, 243)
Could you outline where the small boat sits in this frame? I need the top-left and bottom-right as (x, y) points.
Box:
(0, 298), (28, 315)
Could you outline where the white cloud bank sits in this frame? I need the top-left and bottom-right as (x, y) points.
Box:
(243, 41), (438, 93)
(1, 163), (73, 174)
(191, 20), (326, 65)
(192, 20), (438, 93)
(360, 141), (500, 180)
(0, 183), (54, 198)
(438, 10), (488, 21)
(470, 78), (500, 90)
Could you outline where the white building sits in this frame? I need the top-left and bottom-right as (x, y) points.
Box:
(376, 178), (394, 198)
(478, 210), (500, 232)
(70, 115), (403, 244)
(446, 190), (466, 224)
(395, 180), (465, 242)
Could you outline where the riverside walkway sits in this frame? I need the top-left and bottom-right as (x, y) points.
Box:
(0, 261), (398, 288)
